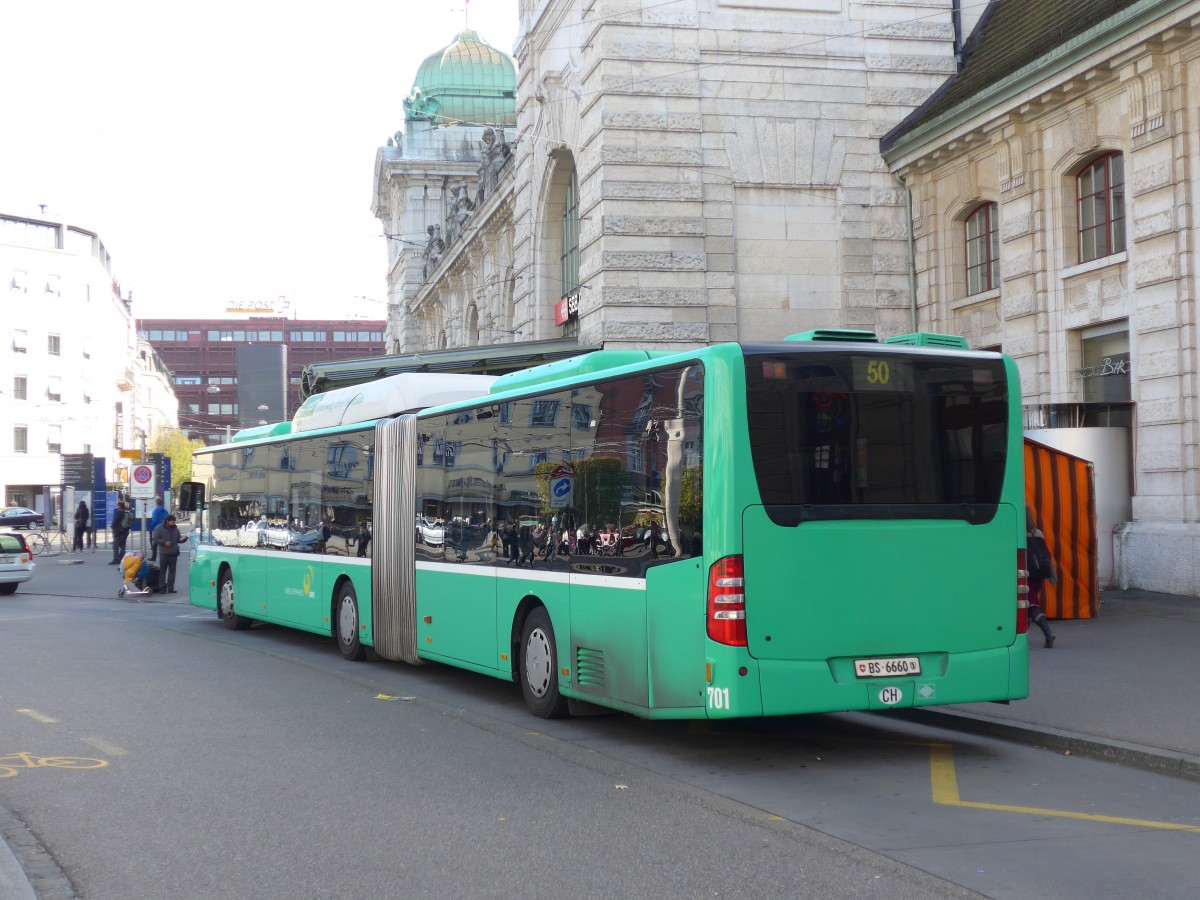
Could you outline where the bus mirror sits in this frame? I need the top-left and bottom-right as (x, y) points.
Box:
(178, 482), (205, 512)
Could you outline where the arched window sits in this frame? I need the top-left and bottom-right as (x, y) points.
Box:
(560, 170), (580, 298)
(964, 202), (999, 295)
(1077, 152), (1125, 263)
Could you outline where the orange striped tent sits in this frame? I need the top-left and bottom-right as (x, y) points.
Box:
(1024, 437), (1099, 619)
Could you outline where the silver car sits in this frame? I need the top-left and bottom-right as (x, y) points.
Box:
(0, 532), (36, 595)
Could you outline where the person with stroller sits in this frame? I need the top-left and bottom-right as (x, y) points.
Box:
(122, 551), (145, 587)
(151, 514), (187, 594)
(120, 551), (158, 596)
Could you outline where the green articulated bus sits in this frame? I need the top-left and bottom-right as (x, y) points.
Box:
(185, 330), (1030, 719)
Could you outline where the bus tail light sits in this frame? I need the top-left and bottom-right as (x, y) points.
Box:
(707, 555), (747, 647)
(1016, 549), (1029, 634)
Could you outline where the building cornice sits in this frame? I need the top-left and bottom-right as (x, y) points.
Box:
(883, 0), (1193, 168)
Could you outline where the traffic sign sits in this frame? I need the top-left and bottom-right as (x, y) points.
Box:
(119, 449), (143, 459)
(130, 463), (157, 499)
(550, 475), (573, 509)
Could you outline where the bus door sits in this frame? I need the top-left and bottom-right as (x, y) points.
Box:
(418, 417), (499, 669)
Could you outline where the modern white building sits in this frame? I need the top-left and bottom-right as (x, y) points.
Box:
(0, 211), (156, 513)
(127, 337), (180, 472)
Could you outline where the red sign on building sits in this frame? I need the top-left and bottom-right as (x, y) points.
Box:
(554, 293), (580, 326)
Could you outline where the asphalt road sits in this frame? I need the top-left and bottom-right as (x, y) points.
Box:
(2, 553), (1198, 899)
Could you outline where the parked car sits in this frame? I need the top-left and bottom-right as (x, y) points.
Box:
(0, 531), (36, 594)
(287, 527), (322, 553)
(243, 519), (291, 549)
(0, 507), (44, 529)
(415, 516), (445, 546)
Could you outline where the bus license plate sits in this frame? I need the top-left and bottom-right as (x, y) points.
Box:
(854, 656), (921, 678)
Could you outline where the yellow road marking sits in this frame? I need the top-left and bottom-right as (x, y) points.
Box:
(930, 743), (1200, 833)
(16, 709), (58, 723)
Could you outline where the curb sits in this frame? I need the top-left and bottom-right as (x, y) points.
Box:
(0, 798), (76, 900)
(895, 707), (1200, 783)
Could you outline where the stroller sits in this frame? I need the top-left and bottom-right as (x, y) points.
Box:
(118, 553), (160, 599)
(596, 527), (620, 557)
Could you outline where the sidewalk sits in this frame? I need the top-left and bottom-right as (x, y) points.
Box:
(901, 588), (1200, 782)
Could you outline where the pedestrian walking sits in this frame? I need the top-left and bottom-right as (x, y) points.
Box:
(151, 514), (187, 594)
(1025, 507), (1057, 648)
(110, 501), (133, 563)
(72, 499), (89, 552)
(148, 497), (168, 560)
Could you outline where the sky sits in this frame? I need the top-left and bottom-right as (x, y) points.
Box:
(0, 0), (519, 322)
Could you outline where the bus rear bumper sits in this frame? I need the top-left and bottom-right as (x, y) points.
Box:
(754, 642), (1029, 716)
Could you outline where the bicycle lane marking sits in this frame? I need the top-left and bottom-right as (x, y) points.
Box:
(929, 742), (1200, 833)
(0, 753), (109, 779)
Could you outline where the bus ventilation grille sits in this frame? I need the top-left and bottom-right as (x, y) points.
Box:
(883, 332), (970, 349)
(784, 328), (879, 343)
(575, 647), (606, 688)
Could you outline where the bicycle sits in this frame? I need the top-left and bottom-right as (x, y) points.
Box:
(0, 751), (108, 779)
(26, 525), (71, 556)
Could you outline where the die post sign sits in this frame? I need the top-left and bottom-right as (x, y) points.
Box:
(130, 463), (157, 500)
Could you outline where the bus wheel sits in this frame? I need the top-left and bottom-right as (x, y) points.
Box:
(520, 607), (568, 719)
(218, 571), (250, 631)
(336, 583), (366, 661)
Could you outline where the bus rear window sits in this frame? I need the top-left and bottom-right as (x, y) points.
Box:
(744, 350), (1009, 523)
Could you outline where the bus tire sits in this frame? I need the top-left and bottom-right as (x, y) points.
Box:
(336, 582), (366, 661)
(217, 570), (250, 631)
(520, 607), (568, 719)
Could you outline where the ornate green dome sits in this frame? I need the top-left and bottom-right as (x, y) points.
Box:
(403, 30), (516, 127)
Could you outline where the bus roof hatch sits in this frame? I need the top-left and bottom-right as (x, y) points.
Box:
(784, 329), (879, 343)
(884, 332), (970, 349)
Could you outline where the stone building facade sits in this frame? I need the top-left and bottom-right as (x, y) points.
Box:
(376, 2), (985, 355)
(373, 30), (520, 354)
(883, 0), (1200, 594)
(508, 0), (976, 349)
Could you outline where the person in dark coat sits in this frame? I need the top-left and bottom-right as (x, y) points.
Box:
(73, 500), (89, 552)
(1025, 507), (1058, 648)
(110, 501), (133, 563)
(151, 514), (187, 594)
(148, 497), (168, 560)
